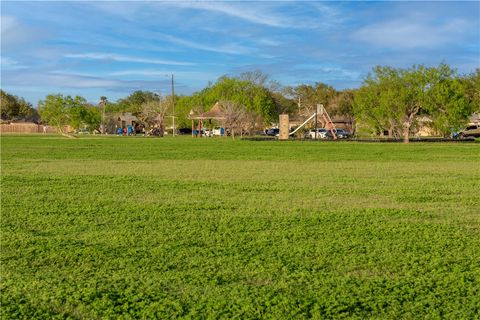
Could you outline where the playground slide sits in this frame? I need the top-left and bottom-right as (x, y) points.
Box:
(289, 113), (317, 136)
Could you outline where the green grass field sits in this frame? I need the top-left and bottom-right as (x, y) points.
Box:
(1, 135), (479, 319)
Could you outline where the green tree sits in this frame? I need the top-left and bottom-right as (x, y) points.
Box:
(199, 76), (277, 122)
(83, 104), (101, 131)
(116, 91), (160, 116)
(285, 83), (337, 119)
(353, 79), (394, 137)
(329, 89), (357, 133)
(38, 94), (100, 133)
(38, 94), (70, 132)
(68, 96), (89, 129)
(462, 69), (480, 113)
(426, 71), (474, 137)
(175, 93), (205, 129)
(0, 90), (39, 122)
(354, 64), (473, 142)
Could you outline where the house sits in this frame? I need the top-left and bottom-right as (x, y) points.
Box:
(468, 113), (480, 125)
(116, 113), (138, 128)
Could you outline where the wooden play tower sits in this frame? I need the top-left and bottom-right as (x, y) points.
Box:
(279, 104), (337, 140)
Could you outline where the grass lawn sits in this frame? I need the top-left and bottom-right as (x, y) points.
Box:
(1, 135), (479, 319)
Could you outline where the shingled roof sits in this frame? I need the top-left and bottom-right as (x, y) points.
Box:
(189, 102), (226, 120)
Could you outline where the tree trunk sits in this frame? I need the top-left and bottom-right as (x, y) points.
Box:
(403, 122), (410, 143)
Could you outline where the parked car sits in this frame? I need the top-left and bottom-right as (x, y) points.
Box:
(308, 128), (328, 139)
(75, 128), (89, 134)
(212, 127), (225, 136)
(458, 124), (480, 138)
(193, 129), (205, 136)
(326, 129), (351, 139)
(178, 128), (192, 135)
(265, 128), (279, 136)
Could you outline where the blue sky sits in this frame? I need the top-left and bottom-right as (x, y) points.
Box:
(1, 1), (479, 105)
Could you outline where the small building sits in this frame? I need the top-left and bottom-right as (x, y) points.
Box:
(188, 102), (227, 136)
(116, 113), (138, 128)
(468, 113), (480, 125)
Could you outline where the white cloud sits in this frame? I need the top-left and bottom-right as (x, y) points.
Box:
(109, 70), (191, 77)
(1, 15), (44, 50)
(171, 2), (336, 29)
(154, 33), (254, 55)
(64, 53), (196, 66)
(173, 2), (288, 28)
(354, 18), (471, 49)
(3, 69), (161, 91)
(0, 57), (28, 70)
(108, 69), (219, 81)
(5, 71), (118, 88)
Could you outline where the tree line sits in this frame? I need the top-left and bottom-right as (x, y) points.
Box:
(1, 64), (478, 142)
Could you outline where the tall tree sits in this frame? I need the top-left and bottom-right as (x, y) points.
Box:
(38, 94), (100, 133)
(354, 64), (474, 142)
(426, 68), (475, 136)
(329, 89), (357, 133)
(38, 94), (70, 132)
(287, 83), (337, 120)
(219, 100), (247, 140)
(198, 76), (277, 123)
(462, 69), (480, 113)
(116, 91), (160, 116)
(0, 90), (39, 122)
(68, 96), (89, 129)
(139, 99), (169, 135)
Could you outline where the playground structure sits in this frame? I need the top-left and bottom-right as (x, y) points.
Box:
(188, 103), (226, 137)
(279, 104), (337, 140)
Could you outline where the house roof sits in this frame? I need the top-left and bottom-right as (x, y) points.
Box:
(189, 102), (226, 120)
(117, 112), (138, 122)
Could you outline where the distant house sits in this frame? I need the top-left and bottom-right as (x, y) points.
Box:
(414, 116), (438, 137)
(329, 115), (354, 132)
(415, 113), (480, 137)
(102, 112), (140, 134)
(468, 113), (480, 125)
(116, 113), (138, 128)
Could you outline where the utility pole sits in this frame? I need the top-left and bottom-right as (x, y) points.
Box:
(100, 96), (107, 134)
(171, 74), (175, 137)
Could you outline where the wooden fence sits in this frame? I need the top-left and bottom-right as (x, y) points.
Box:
(0, 123), (58, 134)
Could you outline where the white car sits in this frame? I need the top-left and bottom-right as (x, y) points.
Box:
(308, 128), (327, 139)
(212, 127), (225, 136)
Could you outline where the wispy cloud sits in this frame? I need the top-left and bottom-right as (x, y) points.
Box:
(1, 15), (45, 50)
(157, 2), (292, 28)
(3, 69), (165, 93)
(0, 57), (28, 70)
(153, 33), (254, 55)
(64, 53), (196, 66)
(156, 2), (333, 29)
(108, 69), (220, 82)
(109, 69), (197, 77)
(353, 18), (471, 49)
